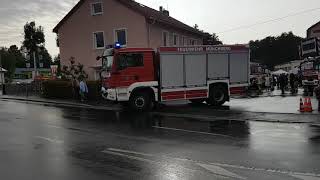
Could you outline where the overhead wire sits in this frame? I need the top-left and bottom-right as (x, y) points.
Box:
(217, 7), (320, 34)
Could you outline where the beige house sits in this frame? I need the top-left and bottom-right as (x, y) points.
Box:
(53, 0), (206, 80)
(307, 21), (320, 38)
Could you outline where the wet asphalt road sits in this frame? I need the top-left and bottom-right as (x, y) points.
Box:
(1, 100), (320, 180)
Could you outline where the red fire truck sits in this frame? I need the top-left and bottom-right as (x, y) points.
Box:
(98, 45), (250, 111)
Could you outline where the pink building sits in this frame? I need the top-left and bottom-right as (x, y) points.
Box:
(307, 21), (320, 38)
(53, 0), (206, 80)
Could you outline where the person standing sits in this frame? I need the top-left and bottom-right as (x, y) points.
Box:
(272, 75), (277, 88)
(265, 75), (271, 92)
(79, 77), (88, 102)
(257, 76), (263, 93)
(276, 76), (280, 89)
(289, 73), (297, 94)
(279, 74), (286, 95)
(315, 84), (320, 111)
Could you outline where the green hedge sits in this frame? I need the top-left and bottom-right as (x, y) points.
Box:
(42, 80), (101, 100)
(42, 80), (73, 99)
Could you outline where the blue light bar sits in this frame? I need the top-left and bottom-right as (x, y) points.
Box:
(115, 42), (121, 49)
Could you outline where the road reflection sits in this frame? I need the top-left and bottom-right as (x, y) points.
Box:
(58, 107), (320, 154)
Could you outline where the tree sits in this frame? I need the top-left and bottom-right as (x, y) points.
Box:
(38, 47), (52, 68)
(53, 54), (60, 65)
(0, 48), (16, 80)
(250, 32), (303, 69)
(203, 33), (223, 45)
(61, 57), (88, 81)
(22, 21), (45, 53)
(8, 45), (25, 68)
(53, 54), (61, 75)
(22, 21), (52, 68)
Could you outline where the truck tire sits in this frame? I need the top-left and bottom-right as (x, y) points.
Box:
(206, 85), (228, 106)
(129, 92), (152, 111)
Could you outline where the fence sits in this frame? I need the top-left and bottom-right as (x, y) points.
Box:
(2, 80), (102, 102)
(3, 81), (43, 97)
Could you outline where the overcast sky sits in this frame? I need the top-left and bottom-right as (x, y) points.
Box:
(0, 0), (319, 57)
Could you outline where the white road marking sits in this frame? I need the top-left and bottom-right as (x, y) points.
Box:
(34, 136), (64, 144)
(290, 174), (320, 180)
(102, 150), (197, 173)
(102, 150), (157, 164)
(108, 148), (154, 157)
(197, 163), (246, 179)
(152, 126), (235, 138)
(46, 125), (63, 129)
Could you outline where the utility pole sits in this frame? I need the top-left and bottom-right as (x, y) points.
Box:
(33, 51), (37, 79)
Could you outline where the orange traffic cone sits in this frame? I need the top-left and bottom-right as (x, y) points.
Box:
(304, 97), (313, 112)
(303, 98), (308, 112)
(299, 98), (304, 112)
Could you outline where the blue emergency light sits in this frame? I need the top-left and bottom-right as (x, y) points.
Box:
(115, 42), (121, 49)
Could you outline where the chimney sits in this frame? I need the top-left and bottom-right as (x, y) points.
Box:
(163, 9), (169, 16)
(159, 6), (163, 12)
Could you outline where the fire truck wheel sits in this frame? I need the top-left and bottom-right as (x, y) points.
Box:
(207, 85), (228, 106)
(129, 92), (151, 111)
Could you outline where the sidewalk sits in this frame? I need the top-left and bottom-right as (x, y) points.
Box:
(228, 89), (320, 115)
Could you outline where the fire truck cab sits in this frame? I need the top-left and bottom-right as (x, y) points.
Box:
(98, 45), (250, 111)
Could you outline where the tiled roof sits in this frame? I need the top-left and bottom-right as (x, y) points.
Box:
(53, 0), (205, 37)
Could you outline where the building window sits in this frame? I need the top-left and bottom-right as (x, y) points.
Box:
(173, 33), (179, 46)
(91, 2), (103, 16)
(162, 31), (169, 46)
(191, 39), (195, 45)
(182, 36), (186, 46)
(117, 53), (144, 70)
(93, 31), (105, 49)
(115, 29), (127, 46)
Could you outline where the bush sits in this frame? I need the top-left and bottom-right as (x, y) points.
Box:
(42, 80), (73, 99)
